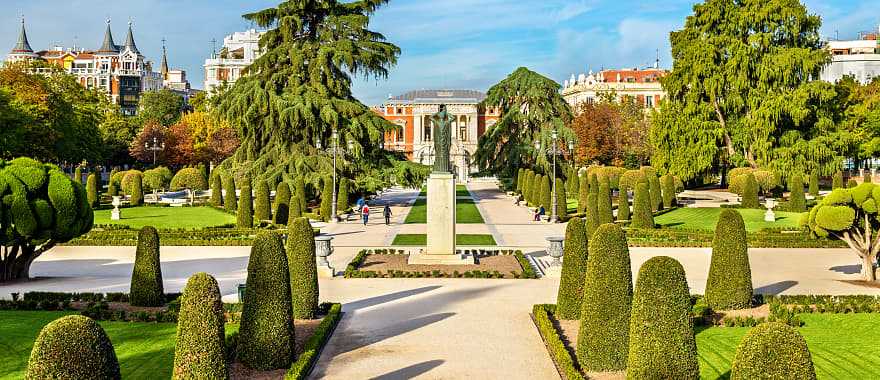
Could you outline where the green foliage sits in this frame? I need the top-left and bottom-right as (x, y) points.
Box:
(649, 172), (662, 211)
(661, 174), (675, 209)
(320, 177), (333, 222)
(555, 218), (588, 319)
(554, 178), (567, 220)
(631, 183), (654, 229)
(223, 175), (237, 212)
(128, 173), (144, 207)
(532, 305), (586, 380)
(143, 167), (172, 193)
(577, 223), (632, 371)
(523, 170), (534, 203)
(274, 182), (291, 224)
(337, 178), (350, 214)
(210, 174), (223, 207)
(540, 175), (552, 211)
(287, 218), (319, 319)
(577, 175), (588, 214)
(87, 173), (99, 207)
(238, 231), (294, 370)
(814, 206), (856, 231)
(809, 170), (820, 197)
(170, 168), (207, 191)
(706, 210), (753, 310)
(255, 179), (271, 222)
(848, 178), (858, 188)
(173, 273), (228, 380)
(516, 168), (524, 192)
(294, 176), (306, 214)
(585, 193), (599, 237)
(832, 171), (843, 189)
(129, 226), (164, 307)
(597, 177), (613, 224)
(789, 174), (807, 212)
(741, 173), (760, 209)
(120, 170), (144, 194)
(618, 185), (631, 221)
(531, 174), (541, 205)
(236, 184), (253, 228)
(289, 197), (303, 220)
(730, 322), (816, 380)
(25, 315), (120, 380)
(865, 171), (873, 183)
(73, 167), (82, 184)
(283, 303), (343, 380)
(627, 256), (699, 379)
(138, 88), (184, 126)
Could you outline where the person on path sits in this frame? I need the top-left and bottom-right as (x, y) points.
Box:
(383, 204), (392, 225)
(533, 207), (540, 221)
(356, 196), (365, 217)
(538, 205), (546, 221)
(362, 203), (370, 226)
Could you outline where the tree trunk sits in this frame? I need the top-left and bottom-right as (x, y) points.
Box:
(864, 254), (877, 282)
(0, 245), (35, 282)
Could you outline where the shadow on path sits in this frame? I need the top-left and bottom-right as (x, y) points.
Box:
(831, 264), (862, 275)
(755, 280), (798, 295)
(345, 286), (442, 311)
(368, 360), (445, 380)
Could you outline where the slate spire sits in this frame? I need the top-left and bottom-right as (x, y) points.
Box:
(123, 21), (139, 54)
(12, 17), (34, 53)
(98, 19), (119, 53)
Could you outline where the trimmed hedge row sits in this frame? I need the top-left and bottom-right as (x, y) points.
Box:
(532, 304), (585, 380)
(284, 303), (343, 380)
(343, 249), (537, 279)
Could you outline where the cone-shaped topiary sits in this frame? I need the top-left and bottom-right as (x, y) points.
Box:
(237, 184), (253, 228)
(809, 170), (819, 197)
(578, 175), (588, 214)
(555, 178), (567, 220)
(706, 209), (753, 310)
(741, 173), (760, 209)
(337, 178), (349, 215)
(238, 231), (295, 370)
(789, 174), (806, 212)
(320, 176), (334, 222)
(730, 322), (816, 380)
(210, 174), (223, 207)
(273, 182), (291, 224)
(287, 217), (319, 319)
(865, 171), (873, 183)
(129, 226), (164, 307)
(87, 173), (99, 208)
(597, 177), (613, 224)
(128, 172), (144, 207)
(577, 223), (632, 371)
(255, 179), (271, 222)
(832, 171), (843, 190)
(848, 178), (858, 188)
(516, 168), (524, 192)
(540, 175), (552, 212)
(289, 196), (303, 219)
(173, 272), (228, 379)
(661, 174), (675, 209)
(223, 175), (237, 212)
(649, 174), (662, 211)
(26, 315), (120, 379)
(73, 166), (82, 184)
(585, 192), (599, 237)
(555, 217), (589, 319)
(618, 185), (631, 221)
(627, 256), (699, 379)
(294, 176), (307, 213)
(531, 173), (542, 206)
(523, 170), (533, 203)
(630, 183), (654, 229)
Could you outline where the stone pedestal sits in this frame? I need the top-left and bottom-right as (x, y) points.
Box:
(314, 236), (335, 278)
(408, 172), (474, 265)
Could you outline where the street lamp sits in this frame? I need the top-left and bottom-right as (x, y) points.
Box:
(145, 137), (165, 166)
(534, 130), (575, 223)
(318, 130), (354, 223)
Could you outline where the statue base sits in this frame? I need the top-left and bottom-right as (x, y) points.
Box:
(408, 172), (474, 265)
(111, 208), (121, 221)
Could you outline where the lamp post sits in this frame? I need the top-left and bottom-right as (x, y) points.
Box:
(318, 130), (354, 223)
(145, 137), (165, 166)
(534, 130), (575, 223)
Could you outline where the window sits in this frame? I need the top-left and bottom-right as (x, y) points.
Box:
(646, 95), (654, 108)
(460, 126), (468, 141)
(423, 116), (432, 141)
(396, 107), (403, 115)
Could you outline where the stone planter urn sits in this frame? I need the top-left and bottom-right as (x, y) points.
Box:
(314, 235), (335, 277)
(111, 196), (122, 220)
(764, 198), (776, 222)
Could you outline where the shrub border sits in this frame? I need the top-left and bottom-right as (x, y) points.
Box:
(284, 302), (343, 379)
(530, 304), (585, 380)
(342, 249), (537, 279)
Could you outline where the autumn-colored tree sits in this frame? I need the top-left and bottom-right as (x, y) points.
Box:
(570, 94), (651, 167)
(182, 111), (240, 164)
(129, 122), (168, 164)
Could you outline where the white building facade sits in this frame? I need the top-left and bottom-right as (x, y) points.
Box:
(821, 29), (880, 84)
(561, 67), (667, 110)
(203, 29), (265, 94)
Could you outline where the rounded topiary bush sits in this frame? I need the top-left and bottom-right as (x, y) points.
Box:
(173, 272), (228, 379)
(337, 178), (350, 214)
(847, 178), (858, 188)
(144, 167), (172, 194)
(129, 226), (164, 307)
(223, 175), (237, 212)
(577, 223), (632, 371)
(832, 171), (843, 190)
(741, 173), (760, 209)
(661, 174), (675, 208)
(540, 175), (552, 212)
(237, 184), (253, 228)
(555, 217), (589, 320)
(274, 182), (291, 224)
(287, 217), (319, 319)
(26, 315), (120, 380)
(127, 172), (144, 206)
(294, 176), (307, 212)
(120, 170), (143, 194)
(706, 209), (752, 310)
(210, 174), (223, 207)
(789, 174), (806, 212)
(597, 177), (613, 224)
(170, 168), (207, 192)
(630, 182), (654, 229)
(627, 256), (699, 379)
(255, 179), (271, 222)
(238, 231), (295, 370)
(730, 322), (816, 380)
(87, 173), (99, 208)
(319, 177), (333, 222)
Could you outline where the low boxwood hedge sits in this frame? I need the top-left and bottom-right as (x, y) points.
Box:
(531, 304), (585, 380)
(284, 303), (343, 379)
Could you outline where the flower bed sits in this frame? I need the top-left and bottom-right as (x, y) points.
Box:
(343, 249), (537, 279)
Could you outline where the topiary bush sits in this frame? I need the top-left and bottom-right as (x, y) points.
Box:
(294, 176), (306, 214)
(585, 192), (599, 237)
(597, 177), (613, 224)
(618, 170), (644, 193)
(287, 217), (319, 319)
(289, 196), (303, 220)
(255, 179), (271, 222)
(848, 178), (858, 188)
(730, 322), (816, 380)
(26, 315), (120, 379)
(73, 166), (82, 185)
(516, 168), (524, 192)
(129, 226), (164, 307)
(337, 178), (350, 214)
(555, 178), (567, 220)
(577, 223), (632, 371)
(626, 256), (699, 379)
(238, 231), (295, 370)
(237, 184), (253, 228)
(173, 272), (228, 379)
(865, 171), (873, 184)
(120, 170), (143, 195)
(555, 217), (588, 319)
(320, 176), (334, 222)
(705, 209), (753, 310)
(809, 170), (819, 197)
(540, 175), (552, 212)
(143, 167), (172, 193)
(210, 174), (223, 207)
(788, 174), (806, 212)
(171, 168), (207, 205)
(523, 171), (534, 203)
(223, 175), (237, 212)
(577, 175), (588, 214)
(274, 182), (291, 224)
(741, 173), (760, 209)
(630, 183), (654, 229)
(127, 172), (144, 206)
(832, 171), (843, 190)
(618, 185), (631, 222)
(661, 174), (675, 208)
(87, 173), (99, 208)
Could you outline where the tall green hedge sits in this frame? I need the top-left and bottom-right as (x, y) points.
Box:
(255, 180), (271, 222)
(649, 174), (662, 211)
(274, 182), (291, 224)
(289, 196), (303, 220)
(73, 166), (82, 185)
(87, 173), (99, 208)
(26, 315), (120, 379)
(627, 256), (699, 379)
(237, 184), (253, 228)
(523, 170), (533, 203)
(789, 174), (806, 212)
(223, 176), (237, 212)
(294, 176), (307, 213)
(238, 231), (295, 370)
(730, 322), (816, 380)
(540, 175), (552, 211)
(618, 185), (630, 222)
(597, 177), (613, 224)
(320, 177), (334, 222)
(173, 272), (228, 379)
(577, 223), (632, 371)
(577, 175), (588, 214)
(129, 226), (164, 307)
(555, 217), (588, 319)
(516, 168), (524, 192)
(630, 183), (654, 229)
(337, 178), (349, 214)
(210, 174), (223, 207)
(832, 171), (843, 190)
(809, 170), (819, 197)
(741, 173), (760, 209)
(661, 174), (675, 209)
(531, 173), (542, 206)
(555, 178), (567, 220)
(128, 173), (144, 207)
(585, 192), (599, 237)
(706, 209), (753, 310)
(287, 217), (319, 319)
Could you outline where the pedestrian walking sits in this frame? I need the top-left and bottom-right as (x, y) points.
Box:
(383, 203), (392, 225)
(538, 205), (546, 221)
(362, 203), (370, 225)
(356, 196), (365, 218)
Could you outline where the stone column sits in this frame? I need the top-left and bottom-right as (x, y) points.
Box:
(408, 172), (474, 265)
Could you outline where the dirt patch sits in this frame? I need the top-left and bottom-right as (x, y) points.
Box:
(552, 316), (625, 380)
(839, 280), (880, 289)
(230, 318), (324, 380)
(709, 303), (770, 323)
(358, 254), (523, 277)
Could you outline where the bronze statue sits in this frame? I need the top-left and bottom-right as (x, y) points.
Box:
(431, 104), (453, 173)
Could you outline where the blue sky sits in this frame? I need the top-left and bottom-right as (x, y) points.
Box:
(1, 0), (876, 105)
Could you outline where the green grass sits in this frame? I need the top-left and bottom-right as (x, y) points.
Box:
(419, 184), (470, 197)
(696, 313), (880, 379)
(93, 206), (236, 229)
(391, 234), (497, 246)
(654, 207), (804, 232)
(0, 311), (240, 379)
(404, 198), (484, 224)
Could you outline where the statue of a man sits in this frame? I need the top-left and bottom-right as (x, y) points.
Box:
(431, 104), (453, 173)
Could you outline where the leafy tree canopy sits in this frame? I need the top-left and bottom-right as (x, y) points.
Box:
(137, 88), (184, 127)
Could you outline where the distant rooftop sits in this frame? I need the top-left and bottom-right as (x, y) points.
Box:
(388, 89), (486, 104)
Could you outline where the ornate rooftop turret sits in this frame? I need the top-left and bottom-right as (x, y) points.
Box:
(97, 19), (119, 54)
(12, 17), (34, 53)
(123, 21), (139, 54)
(160, 38), (169, 79)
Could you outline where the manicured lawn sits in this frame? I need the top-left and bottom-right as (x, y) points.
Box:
(391, 234), (497, 246)
(0, 311), (241, 379)
(418, 184), (470, 197)
(696, 313), (880, 379)
(93, 206), (236, 229)
(404, 198), (484, 224)
(654, 207), (804, 232)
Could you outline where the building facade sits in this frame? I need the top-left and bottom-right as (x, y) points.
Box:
(561, 67), (668, 110)
(203, 29), (265, 94)
(6, 19), (163, 115)
(820, 28), (880, 84)
(373, 90), (500, 181)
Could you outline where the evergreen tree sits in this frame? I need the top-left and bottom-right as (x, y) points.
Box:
(273, 182), (291, 224)
(337, 178), (350, 214)
(287, 218), (319, 319)
(516, 168), (524, 192)
(809, 170), (820, 197)
(255, 179), (271, 222)
(129, 173), (144, 207)
(832, 171), (843, 189)
(706, 209), (753, 310)
(741, 173), (760, 209)
(87, 173), (99, 208)
(294, 176), (306, 214)
(789, 174), (806, 212)
(577, 175), (588, 214)
(210, 174), (223, 207)
(617, 185), (631, 221)
(661, 174), (675, 209)
(223, 175), (237, 213)
(540, 175), (552, 213)
(531, 173), (542, 206)
(173, 273), (228, 379)
(237, 184), (253, 228)
(73, 166), (82, 185)
(320, 177), (334, 222)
